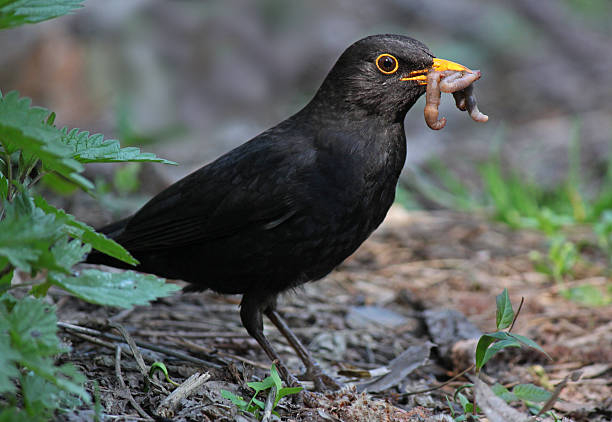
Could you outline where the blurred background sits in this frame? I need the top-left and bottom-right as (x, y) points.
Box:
(0, 0), (611, 224)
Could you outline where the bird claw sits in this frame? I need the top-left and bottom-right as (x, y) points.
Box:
(301, 365), (342, 392)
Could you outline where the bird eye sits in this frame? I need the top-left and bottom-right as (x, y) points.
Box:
(376, 54), (399, 75)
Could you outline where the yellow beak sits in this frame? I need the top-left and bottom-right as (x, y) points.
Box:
(400, 58), (472, 85)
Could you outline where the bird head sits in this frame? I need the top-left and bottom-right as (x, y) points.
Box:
(312, 34), (472, 123)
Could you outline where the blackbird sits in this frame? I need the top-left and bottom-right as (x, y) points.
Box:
(86, 34), (476, 390)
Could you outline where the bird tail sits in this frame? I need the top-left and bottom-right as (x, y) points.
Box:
(84, 216), (137, 270)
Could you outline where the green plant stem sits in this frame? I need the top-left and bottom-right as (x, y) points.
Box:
(21, 159), (40, 185)
(27, 169), (47, 189)
(0, 265), (12, 278)
(1, 150), (13, 201)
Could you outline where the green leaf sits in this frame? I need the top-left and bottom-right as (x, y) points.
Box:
(59, 128), (177, 165)
(149, 361), (179, 386)
(0, 0), (84, 30)
(0, 171), (7, 200)
(276, 386), (302, 406)
(270, 364), (283, 391)
(0, 293), (89, 402)
(49, 269), (180, 308)
(495, 288), (514, 330)
(34, 196), (138, 265)
(475, 332), (511, 371)
(507, 333), (551, 359)
(512, 383), (552, 403)
(561, 284), (612, 306)
(0, 267), (13, 293)
(491, 382), (518, 403)
(0, 332), (21, 393)
(247, 375), (275, 394)
(481, 338), (521, 369)
(221, 389), (248, 409)
(0, 196), (64, 273)
(49, 237), (90, 272)
(0, 91), (92, 190)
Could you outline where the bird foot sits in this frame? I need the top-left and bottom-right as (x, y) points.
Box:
(302, 366), (342, 392)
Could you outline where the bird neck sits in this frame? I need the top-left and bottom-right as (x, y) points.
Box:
(302, 79), (420, 126)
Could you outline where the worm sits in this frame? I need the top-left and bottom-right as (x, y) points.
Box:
(423, 69), (488, 130)
(463, 84), (488, 122)
(424, 70), (447, 130)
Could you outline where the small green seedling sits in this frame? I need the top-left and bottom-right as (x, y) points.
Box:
(447, 289), (554, 421)
(149, 361), (180, 387)
(221, 364), (302, 419)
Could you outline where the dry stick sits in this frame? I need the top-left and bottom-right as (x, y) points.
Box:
(402, 364), (475, 396)
(536, 370), (582, 417)
(58, 321), (222, 368)
(508, 297), (525, 333)
(176, 337), (269, 370)
(156, 372), (211, 418)
(261, 386), (277, 422)
(115, 345), (152, 421)
(109, 321), (168, 394)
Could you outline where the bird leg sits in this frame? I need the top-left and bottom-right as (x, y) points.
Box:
(265, 308), (342, 392)
(240, 292), (301, 389)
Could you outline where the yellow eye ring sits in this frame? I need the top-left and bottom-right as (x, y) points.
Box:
(375, 53), (399, 74)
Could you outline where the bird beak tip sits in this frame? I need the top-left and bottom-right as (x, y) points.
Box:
(432, 58), (472, 73)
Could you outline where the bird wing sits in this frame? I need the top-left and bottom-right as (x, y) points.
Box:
(114, 139), (307, 252)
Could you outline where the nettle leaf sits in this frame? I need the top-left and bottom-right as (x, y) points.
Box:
(495, 288), (514, 330)
(0, 91), (92, 190)
(49, 237), (90, 271)
(0, 293), (88, 403)
(512, 383), (551, 403)
(0, 197), (64, 273)
(0, 0), (84, 30)
(0, 332), (21, 393)
(34, 196), (138, 265)
(60, 128), (177, 165)
(50, 269), (180, 308)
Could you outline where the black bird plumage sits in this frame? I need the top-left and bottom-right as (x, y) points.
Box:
(87, 34), (436, 389)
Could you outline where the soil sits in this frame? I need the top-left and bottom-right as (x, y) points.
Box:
(55, 206), (612, 421)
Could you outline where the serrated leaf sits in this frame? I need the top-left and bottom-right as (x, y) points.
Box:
(0, 0), (84, 29)
(34, 196), (138, 265)
(508, 333), (551, 359)
(512, 383), (551, 403)
(495, 288), (514, 330)
(0, 294), (88, 403)
(50, 269), (180, 308)
(0, 333), (21, 393)
(49, 237), (90, 271)
(0, 91), (92, 190)
(59, 128), (177, 165)
(0, 196), (64, 272)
